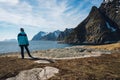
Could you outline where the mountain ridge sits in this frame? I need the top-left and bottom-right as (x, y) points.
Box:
(64, 0), (120, 44)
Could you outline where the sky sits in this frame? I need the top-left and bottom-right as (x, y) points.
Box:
(0, 0), (103, 41)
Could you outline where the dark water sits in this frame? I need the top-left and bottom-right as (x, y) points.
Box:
(0, 41), (72, 54)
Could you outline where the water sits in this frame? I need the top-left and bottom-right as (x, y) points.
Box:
(0, 41), (72, 54)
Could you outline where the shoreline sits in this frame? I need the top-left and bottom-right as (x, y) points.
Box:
(0, 42), (119, 60)
(0, 42), (119, 59)
(0, 44), (117, 59)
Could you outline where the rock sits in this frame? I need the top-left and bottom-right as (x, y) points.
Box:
(84, 49), (93, 53)
(6, 66), (59, 80)
(39, 67), (59, 80)
(78, 48), (86, 52)
(91, 51), (111, 55)
(34, 60), (50, 64)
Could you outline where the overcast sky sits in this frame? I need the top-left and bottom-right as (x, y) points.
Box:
(0, 0), (102, 41)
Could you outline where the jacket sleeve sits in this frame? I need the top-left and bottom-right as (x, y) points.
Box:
(25, 34), (29, 45)
(17, 34), (20, 45)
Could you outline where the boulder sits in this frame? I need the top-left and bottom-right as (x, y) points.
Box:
(6, 66), (59, 80)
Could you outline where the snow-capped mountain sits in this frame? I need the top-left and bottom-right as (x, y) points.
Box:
(40, 30), (61, 41)
(32, 31), (47, 40)
(32, 30), (62, 41)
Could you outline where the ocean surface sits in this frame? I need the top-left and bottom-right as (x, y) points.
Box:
(0, 41), (72, 54)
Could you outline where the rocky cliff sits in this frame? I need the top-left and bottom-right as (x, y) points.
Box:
(57, 28), (73, 41)
(100, 0), (120, 29)
(65, 0), (120, 44)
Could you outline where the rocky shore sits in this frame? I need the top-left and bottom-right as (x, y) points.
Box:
(1, 44), (117, 59)
(0, 42), (120, 80)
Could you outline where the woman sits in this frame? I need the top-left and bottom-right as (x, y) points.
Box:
(17, 28), (33, 59)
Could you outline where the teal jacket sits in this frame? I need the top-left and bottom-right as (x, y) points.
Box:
(17, 31), (29, 46)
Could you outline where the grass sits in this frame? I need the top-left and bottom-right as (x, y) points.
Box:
(84, 42), (120, 51)
(0, 52), (120, 80)
(49, 53), (120, 80)
(0, 57), (35, 80)
(0, 42), (120, 80)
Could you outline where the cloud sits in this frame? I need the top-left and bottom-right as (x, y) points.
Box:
(87, 0), (102, 6)
(0, 0), (102, 32)
(0, 1), (47, 27)
(0, 0), (19, 5)
(0, 0), (103, 41)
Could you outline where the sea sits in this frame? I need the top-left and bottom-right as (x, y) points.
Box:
(0, 41), (72, 54)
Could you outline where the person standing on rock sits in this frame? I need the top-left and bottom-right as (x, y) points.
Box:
(17, 28), (33, 59)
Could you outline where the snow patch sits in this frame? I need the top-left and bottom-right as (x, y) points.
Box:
(106, 22), (116, 32)
(54, 30), (61, 37)
(116, 11), (119, 13)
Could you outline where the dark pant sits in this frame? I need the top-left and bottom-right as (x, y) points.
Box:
(20, 45), (32, 59)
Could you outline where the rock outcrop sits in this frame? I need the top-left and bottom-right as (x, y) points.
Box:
(65, 0), (120, 44)
(6, 66), (59, 80)
(100, 0), (120, 29)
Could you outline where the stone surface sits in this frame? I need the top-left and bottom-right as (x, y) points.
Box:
(34, 60), (50, 64)
(6, 66), (59, 80)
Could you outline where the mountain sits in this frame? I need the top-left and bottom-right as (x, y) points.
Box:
(57, 28), (73, 41)
(32, 30), (61, 41)
(32, 28), (73, 41)
(32, 31), (47, 40)
(64, 0), (120, 44)
(40, 30), (61, 41)
(100, 0), (120, 29)
(4, 39), (17, 42)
